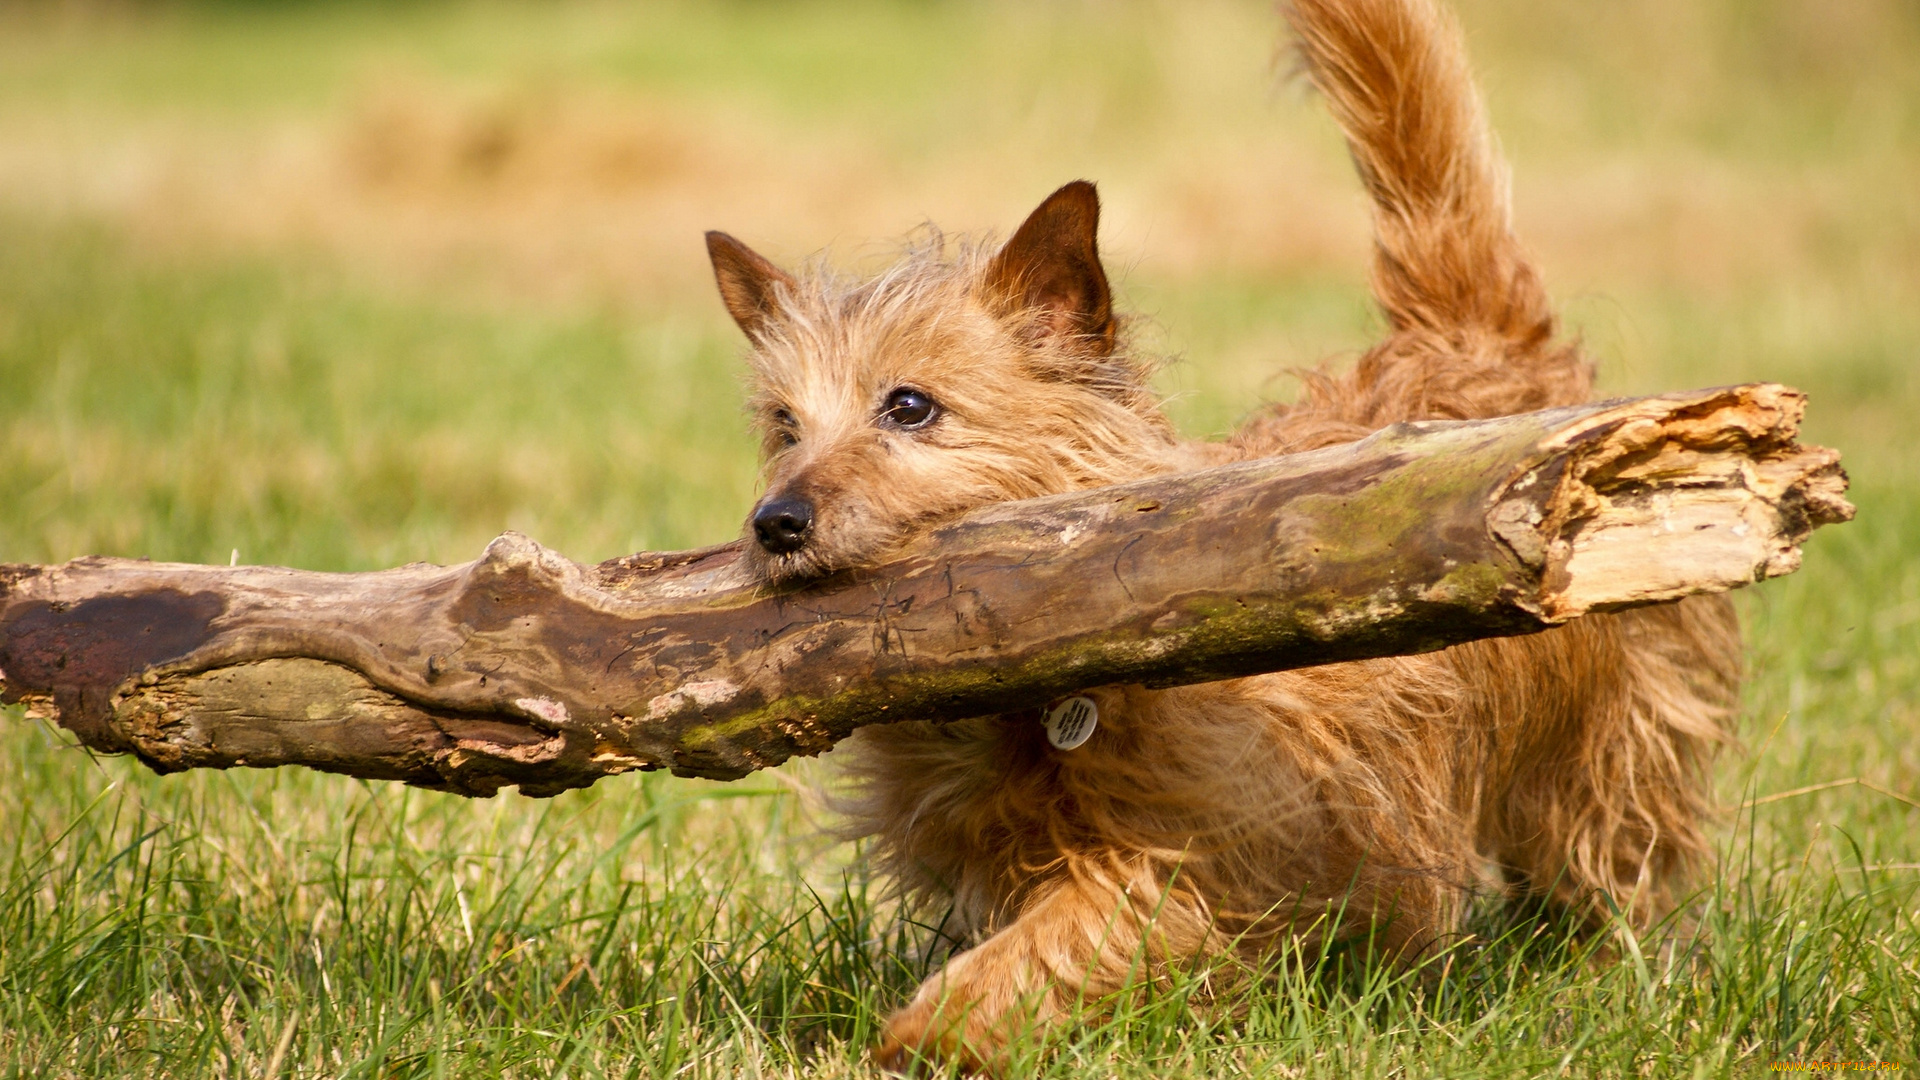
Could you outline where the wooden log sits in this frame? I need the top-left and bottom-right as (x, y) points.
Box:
(0, 384), (1851, 795)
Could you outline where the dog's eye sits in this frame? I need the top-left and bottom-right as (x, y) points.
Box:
(880, 387), (939, 430)
(770, 407), (799, 448)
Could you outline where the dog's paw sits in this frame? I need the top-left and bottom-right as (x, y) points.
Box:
(873, 1001), (955, 1076)
(870, 1018), (925, 1076)
(872, 997), (996, 1077)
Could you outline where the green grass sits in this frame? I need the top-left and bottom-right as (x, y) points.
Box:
(0, 218), (759, 569)
(3, 0), (1918, 1076)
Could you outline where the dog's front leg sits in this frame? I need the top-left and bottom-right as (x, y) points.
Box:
(874, 861), (1207, 1075)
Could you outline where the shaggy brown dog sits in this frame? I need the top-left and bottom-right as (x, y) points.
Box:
(702, 0), (1740, 1069)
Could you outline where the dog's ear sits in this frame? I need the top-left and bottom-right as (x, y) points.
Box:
(983, 181), (1116, 356)
(707, 231), (798, 341)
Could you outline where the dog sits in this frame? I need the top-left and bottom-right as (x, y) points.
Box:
(701, 0), (1741, 1069)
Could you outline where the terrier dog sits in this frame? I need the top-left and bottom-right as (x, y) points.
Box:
(703, 0), (1740, 1069)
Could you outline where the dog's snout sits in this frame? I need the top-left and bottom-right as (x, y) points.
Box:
(752, 496), (814, 554)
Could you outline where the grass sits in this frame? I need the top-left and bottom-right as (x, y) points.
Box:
(0, 218), (757, 568)
(1, 0), (1918, 1075)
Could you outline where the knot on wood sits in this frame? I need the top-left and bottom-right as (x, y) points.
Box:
(0, 385), (1854, 795)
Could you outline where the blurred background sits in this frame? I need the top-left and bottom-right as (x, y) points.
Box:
(2, 0), (1915, 572)
(3, 3), (1918, 1073)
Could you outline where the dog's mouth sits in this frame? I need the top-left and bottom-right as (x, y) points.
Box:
(742, 492), (961, 587)
(746, 543), (841, 587)
(741, 513), (921, 588)
(745, 490), (833, 584)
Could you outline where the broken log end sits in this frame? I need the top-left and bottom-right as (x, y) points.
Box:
(1, 385), (1852, 793)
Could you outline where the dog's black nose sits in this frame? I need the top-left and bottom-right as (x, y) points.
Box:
(752, 496), (814, 555)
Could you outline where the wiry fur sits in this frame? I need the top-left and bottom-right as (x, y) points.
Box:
(724, 233), (1201, 584)
(702, 0), (1741, 1071)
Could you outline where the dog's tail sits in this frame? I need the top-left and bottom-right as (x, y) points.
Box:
(1252, 0), (1589, 447)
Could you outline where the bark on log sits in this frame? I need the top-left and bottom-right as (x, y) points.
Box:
(0, 384), (1851, 794)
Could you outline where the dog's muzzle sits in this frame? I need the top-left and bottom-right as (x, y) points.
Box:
(751, 495), (814, 555)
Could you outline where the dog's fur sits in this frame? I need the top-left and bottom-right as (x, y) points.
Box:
(703, 0), (1741, 1069)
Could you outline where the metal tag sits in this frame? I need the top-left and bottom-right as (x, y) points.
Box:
(1044, 696), (1099, 750)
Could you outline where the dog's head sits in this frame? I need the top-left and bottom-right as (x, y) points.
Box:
(706, 182), (1180, 583)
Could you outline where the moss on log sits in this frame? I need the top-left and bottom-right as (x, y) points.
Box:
(0, 384), (1851, 794)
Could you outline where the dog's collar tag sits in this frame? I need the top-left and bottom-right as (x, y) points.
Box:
(1044, 696), (1099, 751)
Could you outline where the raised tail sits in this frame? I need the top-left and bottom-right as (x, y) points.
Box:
(1245, 0), (1590, 451)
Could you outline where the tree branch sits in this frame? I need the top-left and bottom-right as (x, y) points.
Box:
(0, 384), (1851, 794)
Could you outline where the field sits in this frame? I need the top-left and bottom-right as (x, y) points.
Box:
(2, 0), (1918, 1075)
